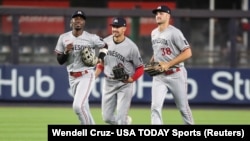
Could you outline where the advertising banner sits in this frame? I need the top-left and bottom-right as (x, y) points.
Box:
(0, 65), (249, 105)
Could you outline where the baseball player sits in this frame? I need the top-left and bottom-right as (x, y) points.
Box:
(150, 5), (194, 124)
(95, 17), (144, 125)
(54, 10), (108, 124)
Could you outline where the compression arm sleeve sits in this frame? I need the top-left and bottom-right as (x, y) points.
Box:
(57, 52), (68, 65)
(132, 65), (144, 81)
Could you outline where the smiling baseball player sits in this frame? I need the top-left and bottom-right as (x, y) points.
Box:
(54, 10), (107, 125)
(95, 17), (144, 125)
(150, 5), (194, 125)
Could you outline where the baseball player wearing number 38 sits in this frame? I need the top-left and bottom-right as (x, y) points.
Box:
(150, 5), (194, 125)
(54, 10), (108, 124)
(95, 17), (144, 125)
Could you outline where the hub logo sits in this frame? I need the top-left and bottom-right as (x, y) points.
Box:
(0, 69), (55, 98)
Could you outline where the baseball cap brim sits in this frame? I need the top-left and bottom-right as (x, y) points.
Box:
(152, 6), (171, 15)
(152, 9), (166, 14)
(110, 23), (124, 27)
(72, 14), (86, 20)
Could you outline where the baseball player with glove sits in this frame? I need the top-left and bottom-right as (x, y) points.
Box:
(95, 17), (144, 125)
(54, 10), (108, 125)
(149, 5), (194, 125)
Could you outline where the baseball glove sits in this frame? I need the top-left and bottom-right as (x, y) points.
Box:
(112, 65), (129, 81)
(144, 62), (164, 77)
(81, 47), (98, 67)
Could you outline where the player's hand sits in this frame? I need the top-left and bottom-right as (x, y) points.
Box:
(159, 62), (170, 71)
(153, 63), (163, 72)
(122, 77), (134, 83)
(64, 43), (73, 54)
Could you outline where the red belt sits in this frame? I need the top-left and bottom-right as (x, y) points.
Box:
(165, 67), (180, 75)
(69, 70), (88, 78)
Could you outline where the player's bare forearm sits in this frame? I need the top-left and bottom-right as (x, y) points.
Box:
(95, 63), (104, 78)
(159, 47), (192, 71)
(171, 47), (192, 65)
(149, 56), (154, 63)
(95, 68), (102, 78)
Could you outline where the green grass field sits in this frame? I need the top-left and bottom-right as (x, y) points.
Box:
(0, 104), (249, 141)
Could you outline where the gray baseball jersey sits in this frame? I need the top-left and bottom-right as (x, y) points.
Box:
(103, 35), (143, 78)
(55, 31), (105, 72)
(151, 25), (194, 125)
(101, 35), (143, 124)
(151, 25), (189, 67)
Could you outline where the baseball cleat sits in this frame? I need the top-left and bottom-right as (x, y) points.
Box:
(127, 116), (132, 125)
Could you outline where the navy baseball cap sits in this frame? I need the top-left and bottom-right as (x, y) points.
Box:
(110, 17), (126, 27)
(152, 5), (171, 15)
(72, 10), (86, 20)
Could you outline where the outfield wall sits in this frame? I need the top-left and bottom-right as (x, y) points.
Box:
(0, 65), (249, 105)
